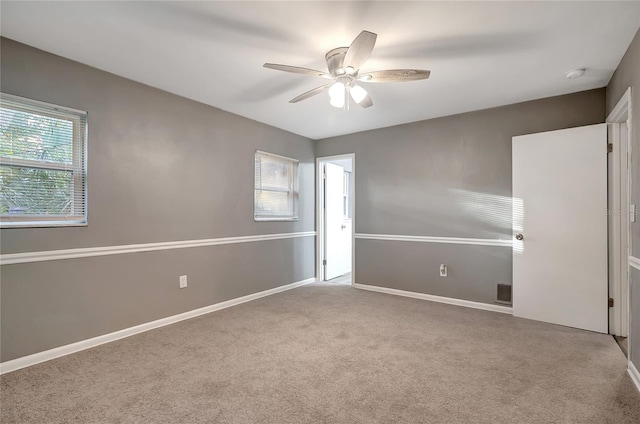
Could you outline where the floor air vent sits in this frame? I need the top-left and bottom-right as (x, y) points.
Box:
(496, 284), (512, 305)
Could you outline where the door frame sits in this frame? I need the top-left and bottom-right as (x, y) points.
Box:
(316, 153), (355, 284)
(607, 87), (632, 337)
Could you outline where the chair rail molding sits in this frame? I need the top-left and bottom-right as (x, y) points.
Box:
(0, 231), (316, 265)
(355, 233), (512, 247)
(628, 256), (640, 271)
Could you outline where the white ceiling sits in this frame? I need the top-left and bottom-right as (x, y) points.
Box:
(2, 1), (639, 140)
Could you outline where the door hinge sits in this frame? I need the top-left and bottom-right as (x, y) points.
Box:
(608, 297), (614, 308)
(607, 143), (613, 153)
(323, 259), (327, 266)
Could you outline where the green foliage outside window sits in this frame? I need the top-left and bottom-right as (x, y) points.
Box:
(0, 107), (76, 215)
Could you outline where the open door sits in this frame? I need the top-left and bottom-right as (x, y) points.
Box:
(324, 162), (352, 280)
(512, 124), (608, 333)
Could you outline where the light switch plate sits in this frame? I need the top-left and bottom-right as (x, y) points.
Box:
(179, 275), (187, 288)
(632, 204), (637, 223)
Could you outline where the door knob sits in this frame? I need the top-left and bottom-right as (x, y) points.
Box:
(341, 224), (346, 229)
(515, 234), (524, 241)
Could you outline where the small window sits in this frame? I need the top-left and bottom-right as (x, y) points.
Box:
(254, 150), (299, 221)
(0, 93), (87, 227)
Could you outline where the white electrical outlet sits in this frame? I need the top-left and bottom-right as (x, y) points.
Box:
(439, 264), (447, 277)
(179, 275), (188, 289)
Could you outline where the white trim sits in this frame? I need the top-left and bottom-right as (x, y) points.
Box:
(353, 283), (513, 314)
(1, 91), (87, 115)
(0, 231), (316, 265)
(355, 233), (512, 247)
(255, 149), (299, 164)
(629, 360), (640, 394)
(0, 92), (88, 229)
(607, 88), (632, 337)
(254, 150), (299, 221)
(608, 87), (632, 123)
(316, 158), (323, 282)
(629, 256), (640, 271)
(0, 219), (88, 228)
(317, 154), (356, 285)
(0, 277), (316, 375)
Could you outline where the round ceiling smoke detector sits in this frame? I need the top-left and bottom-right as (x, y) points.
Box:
(565, 68), (586, 79)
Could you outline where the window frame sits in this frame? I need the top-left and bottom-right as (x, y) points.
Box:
(0, 93), (88, 228)
(254, 150), (299, 222)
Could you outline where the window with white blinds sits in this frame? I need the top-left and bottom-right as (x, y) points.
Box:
(254, 150), (299, 221)
(0, 93), (87, 227)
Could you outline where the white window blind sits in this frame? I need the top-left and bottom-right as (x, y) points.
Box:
(0, 93), (87, 227)
(254, 150), (299, 221)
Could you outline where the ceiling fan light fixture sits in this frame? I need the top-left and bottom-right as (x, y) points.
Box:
(358, 74), (372, 81)
(329, 82), (345, 99)
(329, 82), (345, 108)
(329, 94), (345, 108)
(344, 66), (356, 75)
(350, 85), (368, 104)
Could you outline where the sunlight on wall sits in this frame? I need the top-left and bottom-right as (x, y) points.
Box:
(450, 189), (512, 230)
(451, 188), (512, 231)
(365, 180), (524, 243)
(450, 189), (523, 252)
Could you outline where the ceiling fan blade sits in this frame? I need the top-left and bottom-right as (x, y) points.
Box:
(343, 31), (377, 71)
(357, 93), (373, 109)
(264, 63), (331, 78)
(359, 69), (431, 83)
(289, 84), (333, 103)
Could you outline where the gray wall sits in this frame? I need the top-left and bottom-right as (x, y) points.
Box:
(0, 38), (315, 361)
(316, 89), (606, 303)
(607, 28), (640, 369)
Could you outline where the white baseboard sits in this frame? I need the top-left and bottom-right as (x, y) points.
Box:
(629, 360), (640, 393)
(353, 283), (513, 314)
(0, 277), (316, 375)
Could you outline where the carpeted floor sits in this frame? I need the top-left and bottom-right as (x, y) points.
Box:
(2, 283), (640, 423)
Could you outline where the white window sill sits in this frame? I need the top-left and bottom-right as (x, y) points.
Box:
(254, 216), (299, 222)
(0, 220), (88, 228)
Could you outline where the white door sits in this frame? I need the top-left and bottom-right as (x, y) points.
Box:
(512, 124), (608, 333)
(325, 163), (352, 280)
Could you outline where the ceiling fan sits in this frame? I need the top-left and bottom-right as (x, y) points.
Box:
(264, 30), (431, 109)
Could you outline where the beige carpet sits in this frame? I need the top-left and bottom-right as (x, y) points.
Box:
(2, 283), (639, 423)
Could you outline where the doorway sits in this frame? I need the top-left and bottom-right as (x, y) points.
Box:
(317, 154), (355, 285)
(607, 87), (632, 339)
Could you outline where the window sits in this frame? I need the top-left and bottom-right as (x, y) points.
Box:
(0, 93), (87, 227)
(254, 150), (298, 221)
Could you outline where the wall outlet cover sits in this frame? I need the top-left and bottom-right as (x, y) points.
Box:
(439, 264), (447, 277)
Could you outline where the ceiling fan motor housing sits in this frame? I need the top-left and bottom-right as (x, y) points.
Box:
(325, 47), (349, 75)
